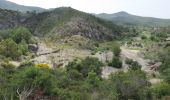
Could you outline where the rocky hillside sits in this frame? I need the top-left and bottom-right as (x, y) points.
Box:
(24, 7), (125, 40)
(0, 8), (21, 29)
(0, 0), (45, 12)
(95, 11), (170, 27)
(0, 8), (34, 29)
(0, 7), (126, 41)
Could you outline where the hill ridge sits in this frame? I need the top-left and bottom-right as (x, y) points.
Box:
(95, 11), (170, 27)
(0, 0), (45, 12)
(23, 7), (125, 40)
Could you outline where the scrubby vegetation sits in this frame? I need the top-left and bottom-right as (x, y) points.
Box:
(0, 56), (169, 100)
(110, 70), (151, 100)
(0, 27), (32, 60)
(108, 57), (122, 68)
(125, 58), (142, 70)
(151, 82), (170, 99)
(0, 3), (170, 100)
(66, 57), (103, 77)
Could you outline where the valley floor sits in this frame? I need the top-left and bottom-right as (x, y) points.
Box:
(7, 41), (162, 84)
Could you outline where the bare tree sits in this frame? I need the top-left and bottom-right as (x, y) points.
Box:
(17, 86), (34, 100)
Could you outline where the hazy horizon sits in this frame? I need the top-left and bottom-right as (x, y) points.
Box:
(7, 0), (170, 19)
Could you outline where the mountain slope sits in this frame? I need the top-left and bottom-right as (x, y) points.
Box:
(24, 7), (124, 40)
(0, 0), (45, 12)
(95, 11), (170, 27)
(0, 8), (21, 29)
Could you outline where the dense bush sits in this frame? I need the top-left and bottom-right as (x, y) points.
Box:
(125, 58), (142, 70)
(18, 40), (29, 55)
(66, 57), (103, 77)
(14, 67), (55, 93)
(159, 47), (170, 83)
(1, 62), (16, 69)
(0, 62), (169, 100)
(125, 58), (134, 65)
(0, 27), (31, 60)
(141, 35), (147, 39)
(161, 68), (170, 84)
(0, 27), (32, 43)
(150, 32), (167, 42)
(96, 80), (118, 100)
(0, 38), (29, 60)
(151, 82), (170, 99)
(12, 27), (32, 43)
(108, 56), (122, 68)
(111, 42), (121, 57)
(110, 70), (151, 100)
(94, 42), (99, 47)
(86, 71), (100, 87)
(0, 38), (22, 60)
(150, 36), (156, 41)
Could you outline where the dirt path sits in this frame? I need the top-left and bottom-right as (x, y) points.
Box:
(121, 47), (162, 84)
(32, 43), (91, 68)
(121, 47), (151, 72)
(102, 47), (148, 78)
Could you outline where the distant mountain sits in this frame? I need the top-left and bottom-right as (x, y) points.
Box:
(95, 11), (170, 27)
(23, 7), (125, 40)
(0, 0), (45, 12)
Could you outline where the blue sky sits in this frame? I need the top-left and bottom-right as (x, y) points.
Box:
(8, 0), (170, 19)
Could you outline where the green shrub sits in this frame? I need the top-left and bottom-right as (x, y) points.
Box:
(110, 70), (150, 100)
(13, 67), (56, 96)
(159, 47), (170, 83)
(66, 57), (103, 77)
(127, 41), (132, 45)
(1, 62), (16, 69)
(18, 40), (29, 55)
(97, 80), (118, 100)
(11, 27), (32, 43)
(151, 82), (170, 99)
(111, 43), (121, 57)
(67, 69), (83, 81)
(161, 68), (170, 84)
(91, 51), (95, 55)
(0, 38), (29, 60)
(86, 71), (100, 87)
(125, 58), (142, 70)
(108, 57), (122, 68)
(94, 43), (99, 47)
(0, 38), (22, 60)
(150, 36), (155, 41)
(141, 35), (147, 39)
(125, 58), (134, 65)
(0, 27), (32, 44)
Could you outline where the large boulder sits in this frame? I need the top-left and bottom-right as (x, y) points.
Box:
(28, 44), (38, 53)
